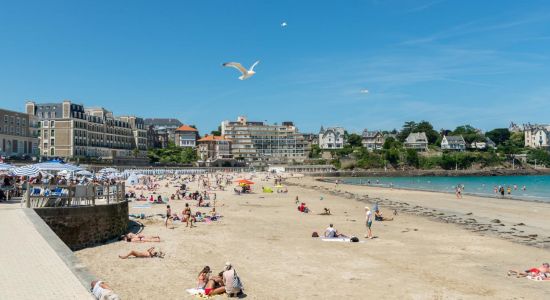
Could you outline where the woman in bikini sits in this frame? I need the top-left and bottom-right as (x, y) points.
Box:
(203, 272), (226, 296)
(118, 247), (165, 259)
(197, 266), (211, 289)
(121, 233), (161, 242)
(183, 203), (195, 228)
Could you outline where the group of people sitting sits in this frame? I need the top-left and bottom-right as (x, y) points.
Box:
(196, 263), (243, 297)
(298, 202), (310, 213)
(508, 262), (550, 280)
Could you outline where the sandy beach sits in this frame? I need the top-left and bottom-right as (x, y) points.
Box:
(76, 174), (550, 299)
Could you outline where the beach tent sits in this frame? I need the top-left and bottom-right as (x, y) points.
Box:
(262, 186), (273, 193)
(10, 165), (40, 177)
(126, 173), (139, 186)
(98, 167), (118, 174)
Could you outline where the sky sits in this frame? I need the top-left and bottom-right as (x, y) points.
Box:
(1, 0), (550, 134)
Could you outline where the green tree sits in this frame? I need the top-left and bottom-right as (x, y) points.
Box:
(405, 149), (419, 167)
(527, 149), (550, 166)
(414, 121), (439, 145)
(211, 125), (222, 136)
(397, 121), (417, 142)
(347, 133), (363, 147)
(384, 148), (400, 165)
(309, 144), (322, 158)
(485, 128), (510, 145)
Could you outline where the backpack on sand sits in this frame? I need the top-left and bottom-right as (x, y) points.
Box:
(233, 269), (244, 290)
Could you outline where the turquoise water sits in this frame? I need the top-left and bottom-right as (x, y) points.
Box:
(341, 175), (550, 202)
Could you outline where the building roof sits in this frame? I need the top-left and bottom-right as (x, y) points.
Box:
(144, 118), (183, 127)
(175, 125), (198, 132)
(197, 135), (231, 142)
(444, 135), (465, 143)
(362, 129), (382, 138)
(405, 132), (428, 143)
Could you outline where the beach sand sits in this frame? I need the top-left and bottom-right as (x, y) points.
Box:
(76, 174), (550, 299)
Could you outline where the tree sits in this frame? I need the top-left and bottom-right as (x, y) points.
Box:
(132, 148), (140, 158)
(347, 133), (363, 147)
(309, 144), (322, 158)
(486, 128), (510, 145)
(405, 149), (419, 167)
(397, 121), (416, 142)
(385, 148), (400, 165)
(211, 125), (222, 136)
(527, 149), (550, 166)
(414, 121), (439, 145)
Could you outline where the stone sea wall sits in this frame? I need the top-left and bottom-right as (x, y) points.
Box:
(34, 201), (128, 250)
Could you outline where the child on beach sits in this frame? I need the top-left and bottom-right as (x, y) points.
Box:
(165, 205), (171, 228)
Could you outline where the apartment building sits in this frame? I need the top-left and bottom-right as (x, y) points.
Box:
(26, 100), (148, 159)
(221, 116), (307, 164)
(0, 108), (37, 157)
(144, 118), (183, 148)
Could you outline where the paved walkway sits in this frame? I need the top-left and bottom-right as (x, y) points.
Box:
(0, 203), (93, 299)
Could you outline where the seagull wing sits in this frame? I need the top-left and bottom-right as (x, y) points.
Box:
(222, 62), (247, 75)
(249, 60), (260, 71)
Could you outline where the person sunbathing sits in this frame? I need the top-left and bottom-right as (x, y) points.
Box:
(508, 263), (549, 278)
(120, 233), (161, 242)
(319, 208), (331, 215)
(118, 247), (165, 259)
(324, 224), (347, 238)
(375, 209), (393, 221)
(91, 280), (120, 300)
(203, 272), (226, 296)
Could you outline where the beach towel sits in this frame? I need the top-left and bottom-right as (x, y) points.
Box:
(133, 205), (152, 209)
(321, 238), (365, 243)
(186, 288), (210, 298)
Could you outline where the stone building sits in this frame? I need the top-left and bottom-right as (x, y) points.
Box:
(196, 134), (233, 166)
(26, 100), (147, 159)
(361, 130), (385, 151)
(0, 108), (37, 158)
(404, 132), (428, 151)
(143, 118), (183, 148)
(524, 124), (550, 149)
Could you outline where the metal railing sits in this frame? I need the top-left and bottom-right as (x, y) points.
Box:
(24, 182), (126, 208)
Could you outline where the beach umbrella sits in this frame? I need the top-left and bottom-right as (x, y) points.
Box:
(0, 162), (14, 171)
(76, 170), (93, 177)
(34, 161), (82, 172)
(236, 179), (254, 185)
(98, 167), (118, 174)
(10, 165), (40, 177)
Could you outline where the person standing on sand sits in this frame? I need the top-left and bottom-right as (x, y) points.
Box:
(165, 205), (172, 228)
(365, 207), (373, 239)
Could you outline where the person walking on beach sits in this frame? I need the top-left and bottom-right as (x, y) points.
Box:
(365, 206), (373, 239)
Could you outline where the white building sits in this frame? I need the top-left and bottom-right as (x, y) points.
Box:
(174, 125), (198, 148)
(524, 124), (550, 149)
(318, 126), (344, 149)
(221, 116), (307, 164)
(441, 135), (466, 151)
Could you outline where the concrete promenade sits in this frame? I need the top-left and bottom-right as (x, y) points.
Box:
(0, 202), (94, 299)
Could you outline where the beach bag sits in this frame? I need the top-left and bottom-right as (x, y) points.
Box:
(311, 231), (319, 237)
(232, 269), (243, 290)
(350, 236), (359, 243)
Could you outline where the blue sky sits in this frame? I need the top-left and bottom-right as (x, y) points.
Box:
(1, 0), (550, 134)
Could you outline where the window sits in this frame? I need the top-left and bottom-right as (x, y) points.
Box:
(3, 116), (7, 123)
(50, 138), (55, 146)
(50, 148), (55, 156)
(50, 120), (55, 127)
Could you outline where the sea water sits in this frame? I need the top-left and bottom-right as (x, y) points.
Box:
(341, 175), (550, 202)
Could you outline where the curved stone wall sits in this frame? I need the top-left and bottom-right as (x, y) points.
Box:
(34, 201), (128, 250)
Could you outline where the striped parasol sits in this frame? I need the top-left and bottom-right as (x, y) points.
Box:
(34, 162), (82, 172)
(0, 162), (15, 171)
(10, 165), (40, 177)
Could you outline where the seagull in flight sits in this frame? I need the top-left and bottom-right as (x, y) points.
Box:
(222, 61), (260, 80)
(360, 89), (369, 94)
(281, 21), (287, 27)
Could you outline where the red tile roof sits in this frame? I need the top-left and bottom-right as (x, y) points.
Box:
(175, 125), (198, 132)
